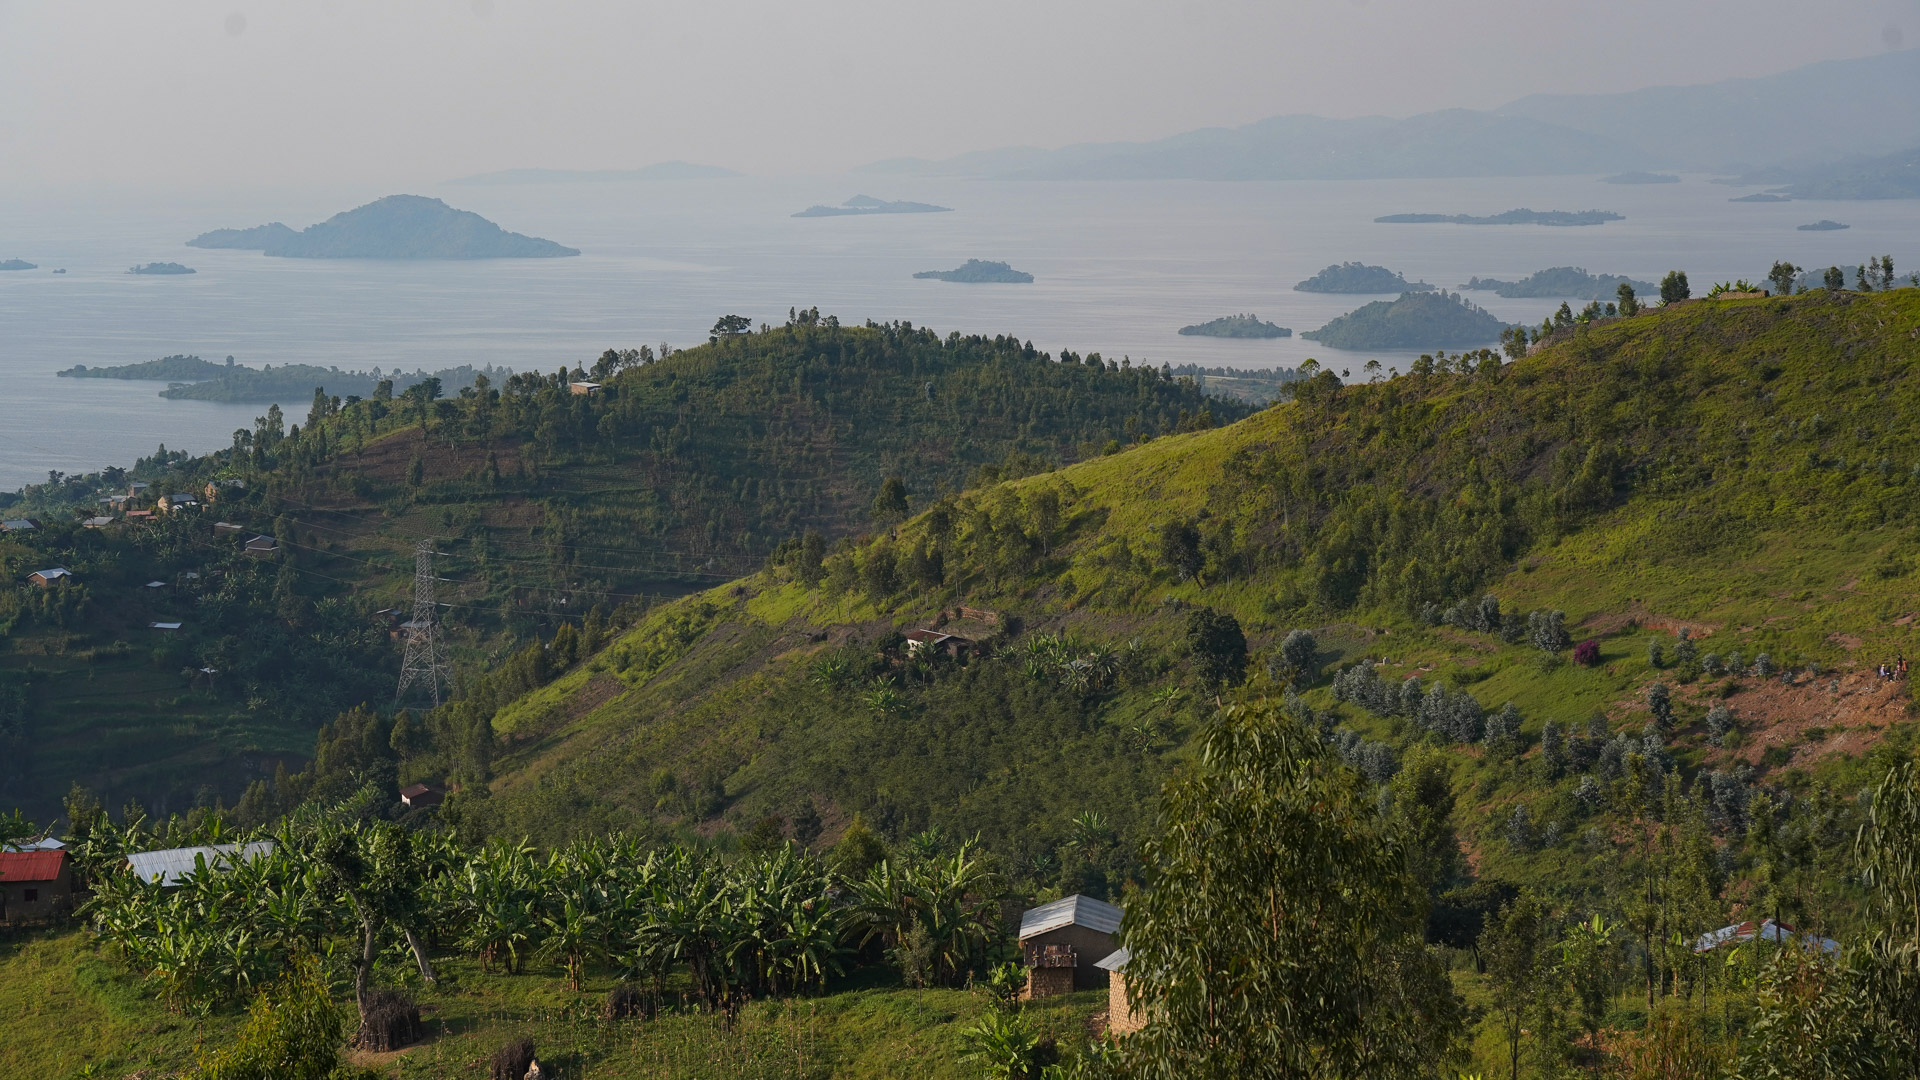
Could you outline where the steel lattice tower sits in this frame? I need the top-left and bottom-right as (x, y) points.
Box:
(395, 540), (451, 706)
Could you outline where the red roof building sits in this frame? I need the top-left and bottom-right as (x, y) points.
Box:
(0, 850), (74, 925)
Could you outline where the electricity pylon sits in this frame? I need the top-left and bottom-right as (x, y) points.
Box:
(395, 540), (451, 707)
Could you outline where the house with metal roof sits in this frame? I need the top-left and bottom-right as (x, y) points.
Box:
(1018, 894), (1123, 997)
(0, 849), (74, 924)
(28, 568), (71, 588)
(124, 842), (276, 886)
(1694, 918), (1839, 957)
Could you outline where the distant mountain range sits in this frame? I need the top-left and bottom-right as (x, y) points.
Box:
(446, 162), (742, 185)
(188, 195), (578, 259)
(859, 49), (1920, 182)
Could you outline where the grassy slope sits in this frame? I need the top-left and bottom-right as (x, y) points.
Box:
(476, 289), (1920, 844)
(0, 931), (1098, 1079)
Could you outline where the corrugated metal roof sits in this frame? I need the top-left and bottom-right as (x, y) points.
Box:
(1094, 946), (1130, 972)
(125, 842), (275, 886)
(1695, 918), (1839, 956)
(0, 850), (67, 882)
(1019, 894), (1123, 939)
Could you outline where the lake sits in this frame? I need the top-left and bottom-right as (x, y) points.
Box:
(1, 173), (1915, 490)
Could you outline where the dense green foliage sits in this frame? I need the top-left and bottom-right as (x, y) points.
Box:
(1301, 289), (1508, 349)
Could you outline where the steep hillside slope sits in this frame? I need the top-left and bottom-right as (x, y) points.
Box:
(447, 289), (1920, 881)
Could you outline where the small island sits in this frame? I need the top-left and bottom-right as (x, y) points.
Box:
(0, 259), (36, 271)
(1178, 314), (1291, 339)
(1293, 262), (1433, 294)
(1797, 220), (1850, 231)
(187, 195), (579, 259)
(794, 195), (953, 218)
(1459, 267), (1653, 300)
(1601, 172), (1680, 185)
(129, 262), (196, 275)
(913, 259), (1033, 283)
(1729, 193), (1792, 203)
(1376, 208), (1623, 227)
(1302, 291), (1509, 350)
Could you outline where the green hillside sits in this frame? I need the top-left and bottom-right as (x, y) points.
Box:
(451, 288), (1920, 846)
(0, 316), (1236, 820)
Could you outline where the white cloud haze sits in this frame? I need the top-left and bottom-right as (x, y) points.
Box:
(1, 0), (1915, 192)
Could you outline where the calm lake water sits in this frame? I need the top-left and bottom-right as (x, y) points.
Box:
(2, 174), (1916, 490)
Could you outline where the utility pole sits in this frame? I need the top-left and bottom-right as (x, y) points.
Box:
(395, 539), (451, 707)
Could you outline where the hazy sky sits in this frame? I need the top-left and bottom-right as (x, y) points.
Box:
(1, 0), (1915, 192)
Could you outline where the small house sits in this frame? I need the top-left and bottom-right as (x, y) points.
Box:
(1695, 918), (1839, 957)
(2, 836), (66, 853)
(157, 493), (198, 514)
(569, 381), (603, 396)
(27, 568), (70, 589)
(123, 509), (155, 523)
(204, 479), (244, 503)
(0, 849), (74, 925)
(400, 783), (445, 809)
(1, 519), (39, 533)
(127, 482), (150, 496)
(1095, 948), (1145, 1035)
(213, 521), (245, 536)
(1019, 894), (1123, 997)
(82, 516), (114, 529)
(149, 622), (182, 631)
(143, 580), (168, 590)
(905, 629), (971, 659)
(244, 535), (279, 557)
(125, 842), (276, 886)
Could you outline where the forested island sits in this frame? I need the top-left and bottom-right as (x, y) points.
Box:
(1177, 314), (1291, 338)
(60, 354), (505, 402)
(128, 262), (195, 275)
(913, 259), (1033, 283)
(794, 195), (953, 218)
(0, 259), (36, 271)
(1292, 262), (1433, 293)
(1460, 266), (1653, 300)
(1600, 171), (1679, 184)
(1376, 208), (1623, 226)
(1798, 220), (1850, 231)
(1730, 193), (1791, 202)
(187, 195), (579, 258)
(1302, 290), (1509, 348)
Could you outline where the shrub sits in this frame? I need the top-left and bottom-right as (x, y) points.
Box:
(491, 1040), (536, 1080)
(1505, 804), (1534, 851)
(1277, 628), (1318, 683)
(357, 990), (422, 1053)
(606, 984), (656, 1021)
(1753, 652), (1774, 678)
(1647, 682), (1674, 731)
(1527, 610), (1571, 653)
(1705, 703), (1736, 747)
(1573, 640), (1601, 666)
(1647, 638), (1666, 668)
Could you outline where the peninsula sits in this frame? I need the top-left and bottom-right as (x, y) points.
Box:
(794, 195), (953, 218)
(913, 259), (1032, 283)
(1293, 262), (1433, 293)
(1178, 314), (1291, 339)
(186, 195), (579, 259)
(59, 354), (507, 403)
(1302, 290), (1509, 349)
(1376, 208), (1623, 226)
(128, 262), (195, 275)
